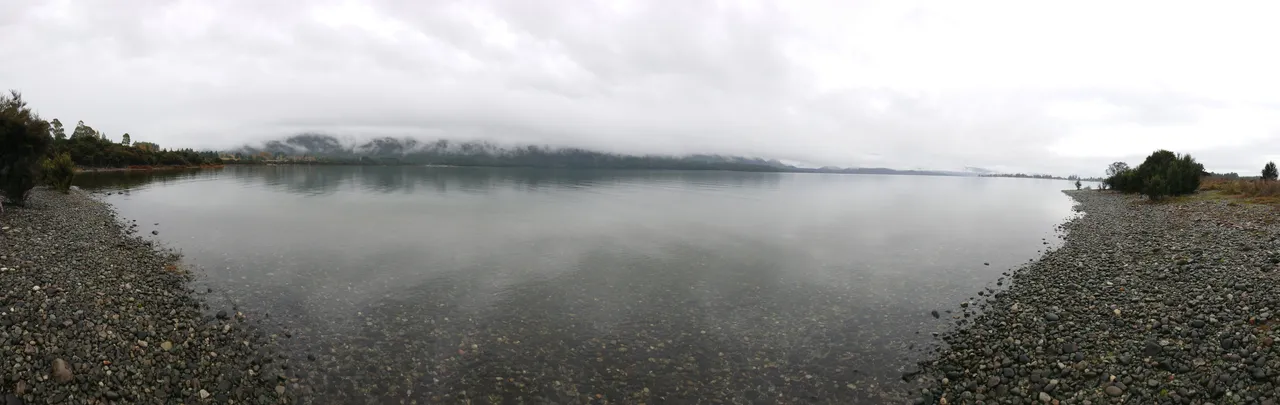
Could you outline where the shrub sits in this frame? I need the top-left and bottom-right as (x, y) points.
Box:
(42, 152), (76, 193)
(1263, 162), (1278, 181)
(1106, 169), (1141, 192)
(0, 91), (52, 206)
(1144, 174), (1169, 200)
(1105, 150), (1203, 197)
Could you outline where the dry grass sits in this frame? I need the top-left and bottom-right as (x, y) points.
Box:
(1201, 178), (1280, 197)
(1195, 178), (1280, 206)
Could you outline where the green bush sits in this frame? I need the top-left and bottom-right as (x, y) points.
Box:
(1105, 169), (1141, 192)
(42, 152), (76, 193)
(0, 91), (52, 206)
(1105, 150), (1203, 198)
(1263, 161), (1278, 181)
(1143, 174), (1169, 200)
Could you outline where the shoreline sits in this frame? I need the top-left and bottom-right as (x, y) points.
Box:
(0, 189), (295, 404)
(77, 165), (226, 173)
(912, 191), (1280, 404)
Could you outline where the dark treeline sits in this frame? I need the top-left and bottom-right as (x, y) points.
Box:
(47, 119), (222, 167)
(2, 91), (224, 205)
(1102, 150), (1204, 200)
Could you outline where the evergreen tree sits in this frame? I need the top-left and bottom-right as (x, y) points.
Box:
(49, 118), (65, 140)
(1263, 161), (1277, 181)
(0, 91), (53, 205)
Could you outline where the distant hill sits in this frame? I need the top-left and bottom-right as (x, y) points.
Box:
(231, 134), (967, 176)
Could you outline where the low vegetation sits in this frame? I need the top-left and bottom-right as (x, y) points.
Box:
(42, 152), (76, 193)
(1189, 161), (1280, 204)
(1201, 178), (1280, 197)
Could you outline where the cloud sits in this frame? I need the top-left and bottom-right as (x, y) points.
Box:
(4, 0), (1280, 175)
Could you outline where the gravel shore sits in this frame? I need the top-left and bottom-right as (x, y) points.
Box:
(915, 191), (1280, 405)
(1, 189), (292, 404)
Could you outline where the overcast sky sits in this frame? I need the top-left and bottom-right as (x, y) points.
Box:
(5, 0), (1280, 175)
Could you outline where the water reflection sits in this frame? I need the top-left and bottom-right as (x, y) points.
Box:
(77, 166), (1075, 403)
(80, 166), (787, 198)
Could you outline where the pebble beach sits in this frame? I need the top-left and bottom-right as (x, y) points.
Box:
(915, 191), (1280, 405)
(1, 189), (293, 404)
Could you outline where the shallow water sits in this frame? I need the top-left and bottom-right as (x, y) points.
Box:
(78, 166), (1076, 402)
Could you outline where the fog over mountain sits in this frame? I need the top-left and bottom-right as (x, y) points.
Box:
(7, 1), (1280, 176)
(236, 134), (966, 175)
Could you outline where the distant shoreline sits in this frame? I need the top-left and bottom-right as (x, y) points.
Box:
(73, 162), (1093, 180)
(78, 162), (984, 177)
(77, 164), (226, 173)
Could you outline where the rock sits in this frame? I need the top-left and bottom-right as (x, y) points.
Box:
(216, 310), (229, 320)
(161, 341), (173, 351)
(1039, 392), (1051, 402)
(1044, 313), (1059, 322)
(986, 376), (1000, 388)
(1191, 319), (1206, 328)
(1143, 340), (1161, 357)
(1105, 385), (1123, 397)
(901, 368), (922, 381)
(199, 389), (211, 399)
(52, 358), (73, 384)
(932, 310), (940, 319)
(105, 391), (121, 400)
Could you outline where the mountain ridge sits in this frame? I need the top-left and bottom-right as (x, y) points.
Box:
(233, 134), (968, 176)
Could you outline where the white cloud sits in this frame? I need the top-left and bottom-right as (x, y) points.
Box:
(4, 0), (1280, 175)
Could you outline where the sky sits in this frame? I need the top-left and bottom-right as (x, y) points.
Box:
(4, 0), (1280, 176)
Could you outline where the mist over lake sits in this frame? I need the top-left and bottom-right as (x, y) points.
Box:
(77, 166), (1075, 402)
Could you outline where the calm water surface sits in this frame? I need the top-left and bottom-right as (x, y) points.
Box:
(78, 166), (1076, 403)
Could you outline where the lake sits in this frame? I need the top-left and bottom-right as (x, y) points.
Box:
(77, 166), (1077, 403)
